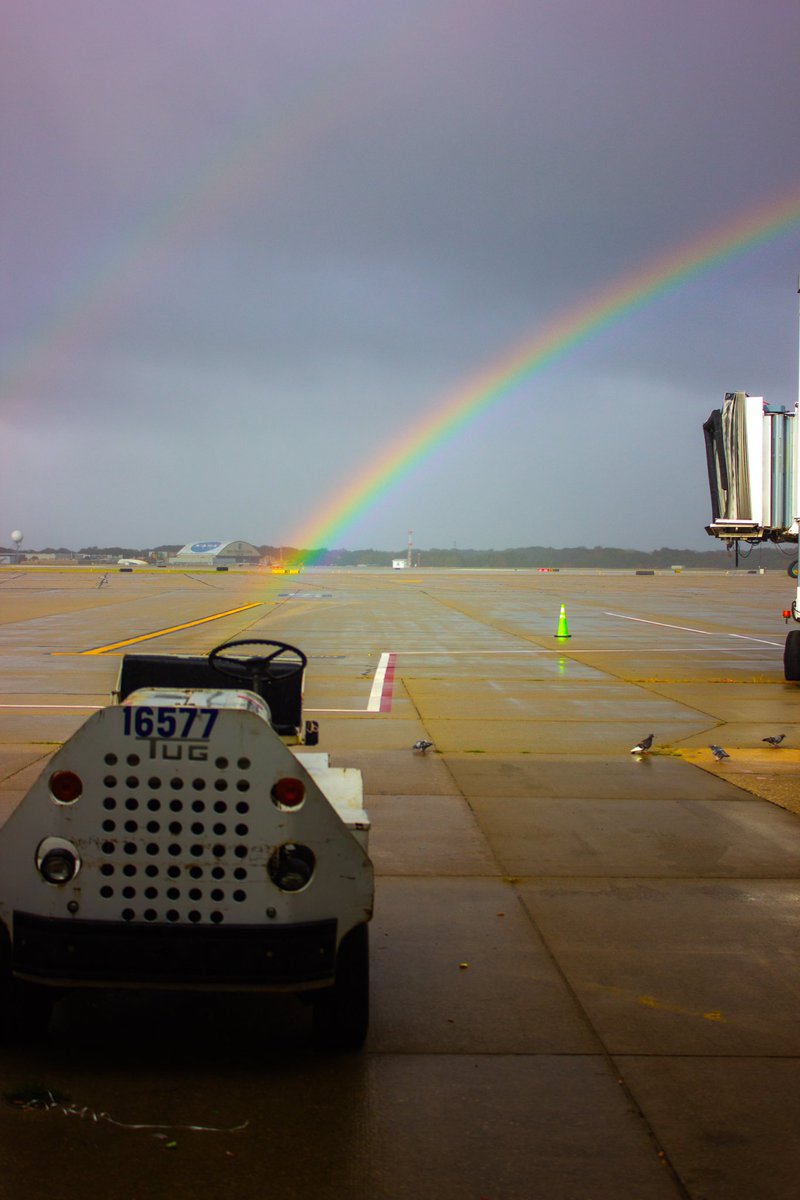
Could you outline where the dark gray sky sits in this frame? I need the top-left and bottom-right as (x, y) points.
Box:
(3, 0), (800, 552)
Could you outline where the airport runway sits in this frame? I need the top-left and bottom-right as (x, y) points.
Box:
(0, 566), (798, 1199)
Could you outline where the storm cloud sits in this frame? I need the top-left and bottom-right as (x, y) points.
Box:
(2, 0), (799, 551)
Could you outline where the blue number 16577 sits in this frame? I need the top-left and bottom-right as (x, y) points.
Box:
(122, 706), (218, 740)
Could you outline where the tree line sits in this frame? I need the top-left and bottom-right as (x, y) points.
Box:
(4, 542), (793, 570)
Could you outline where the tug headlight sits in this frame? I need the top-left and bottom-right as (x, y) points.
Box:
(36, 838), (81, 885)
(271, 777), (306, 809)
(49, 770), (83, 804)
(268, 844), (315, 892)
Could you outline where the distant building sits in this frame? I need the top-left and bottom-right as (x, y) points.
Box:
(169, 540), (261, 567)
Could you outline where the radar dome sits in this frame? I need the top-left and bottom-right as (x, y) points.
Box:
(10, 531), (22, 546)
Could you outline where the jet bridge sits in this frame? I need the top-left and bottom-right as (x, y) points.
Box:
(703, 391), (797, 543)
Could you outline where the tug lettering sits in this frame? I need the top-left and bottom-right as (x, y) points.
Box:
(123, 706), (218, 739)
(144, 740), (209, 761)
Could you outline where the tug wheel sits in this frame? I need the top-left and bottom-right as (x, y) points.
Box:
(784, 629), (800, 681)
(312, 924), (369, 1051)
(208, 639), (307, 687)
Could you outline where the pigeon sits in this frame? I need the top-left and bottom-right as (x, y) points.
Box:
(412, 739), (434, 754)
(630, 733), (654, 754)
(709, 745), (730, 762)
(762, 734), (786, 748)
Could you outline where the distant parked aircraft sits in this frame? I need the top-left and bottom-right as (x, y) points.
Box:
(117, 558), (148, 567)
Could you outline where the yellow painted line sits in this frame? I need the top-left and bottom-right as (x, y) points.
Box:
(637, 994), (724, 1021)
(587, 982), (725, 1022)
(56, 602), (264, 656)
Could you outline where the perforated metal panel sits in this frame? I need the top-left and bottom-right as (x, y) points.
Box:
(93, 745), (256, 925)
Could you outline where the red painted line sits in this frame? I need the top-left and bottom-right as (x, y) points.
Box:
(380, 652), (396, 712)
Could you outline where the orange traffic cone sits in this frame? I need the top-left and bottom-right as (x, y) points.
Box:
(555, 603), (571, 638)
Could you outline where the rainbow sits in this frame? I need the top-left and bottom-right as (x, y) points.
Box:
(289, 187), (800, 563)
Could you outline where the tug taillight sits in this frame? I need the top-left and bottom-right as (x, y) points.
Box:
(49, 770), (83, 804)
(271, 777), (306, 809)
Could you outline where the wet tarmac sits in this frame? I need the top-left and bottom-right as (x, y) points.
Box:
(0, 565), (799, 1199)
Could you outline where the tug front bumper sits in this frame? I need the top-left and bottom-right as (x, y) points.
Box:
(12, 911), (338, 988)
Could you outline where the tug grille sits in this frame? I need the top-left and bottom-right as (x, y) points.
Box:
(89, 749), (258, 925)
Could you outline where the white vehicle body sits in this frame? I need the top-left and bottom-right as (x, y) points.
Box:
(0, 641), (374, 1048)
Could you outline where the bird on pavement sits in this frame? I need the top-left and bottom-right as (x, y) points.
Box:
(630, 733), (654, 754)
(709, 745), (730, 762)
(413, 739), (434, 754)
(762, 734), (786, 748)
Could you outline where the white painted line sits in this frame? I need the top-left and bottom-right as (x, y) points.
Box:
(728, 633), (784, 646)
(604, 611), (782, 647)
(305, 650), (400, 715)
(605, 611), (713, 635)
(544, 647), (776, 653)
(367, 651), (396, 712)
(385, 650), (541, 655)
(380, 646), (776, 655)
(0, 703), (103, 710)
(0, 700), (382, 716)
(306, 707), (376, 713)
(367, 652), (390, 710)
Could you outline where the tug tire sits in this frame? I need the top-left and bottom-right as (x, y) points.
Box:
(784, 629), (800, 681)
(312, 924), (369, 1051)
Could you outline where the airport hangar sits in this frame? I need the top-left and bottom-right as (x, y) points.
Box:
(168, 540), (262, 567)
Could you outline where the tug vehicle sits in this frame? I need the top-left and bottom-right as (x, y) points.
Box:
(0, 639), (373, 1048)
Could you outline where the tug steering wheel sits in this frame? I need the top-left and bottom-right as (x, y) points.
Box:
(208, 638), (307, 691)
